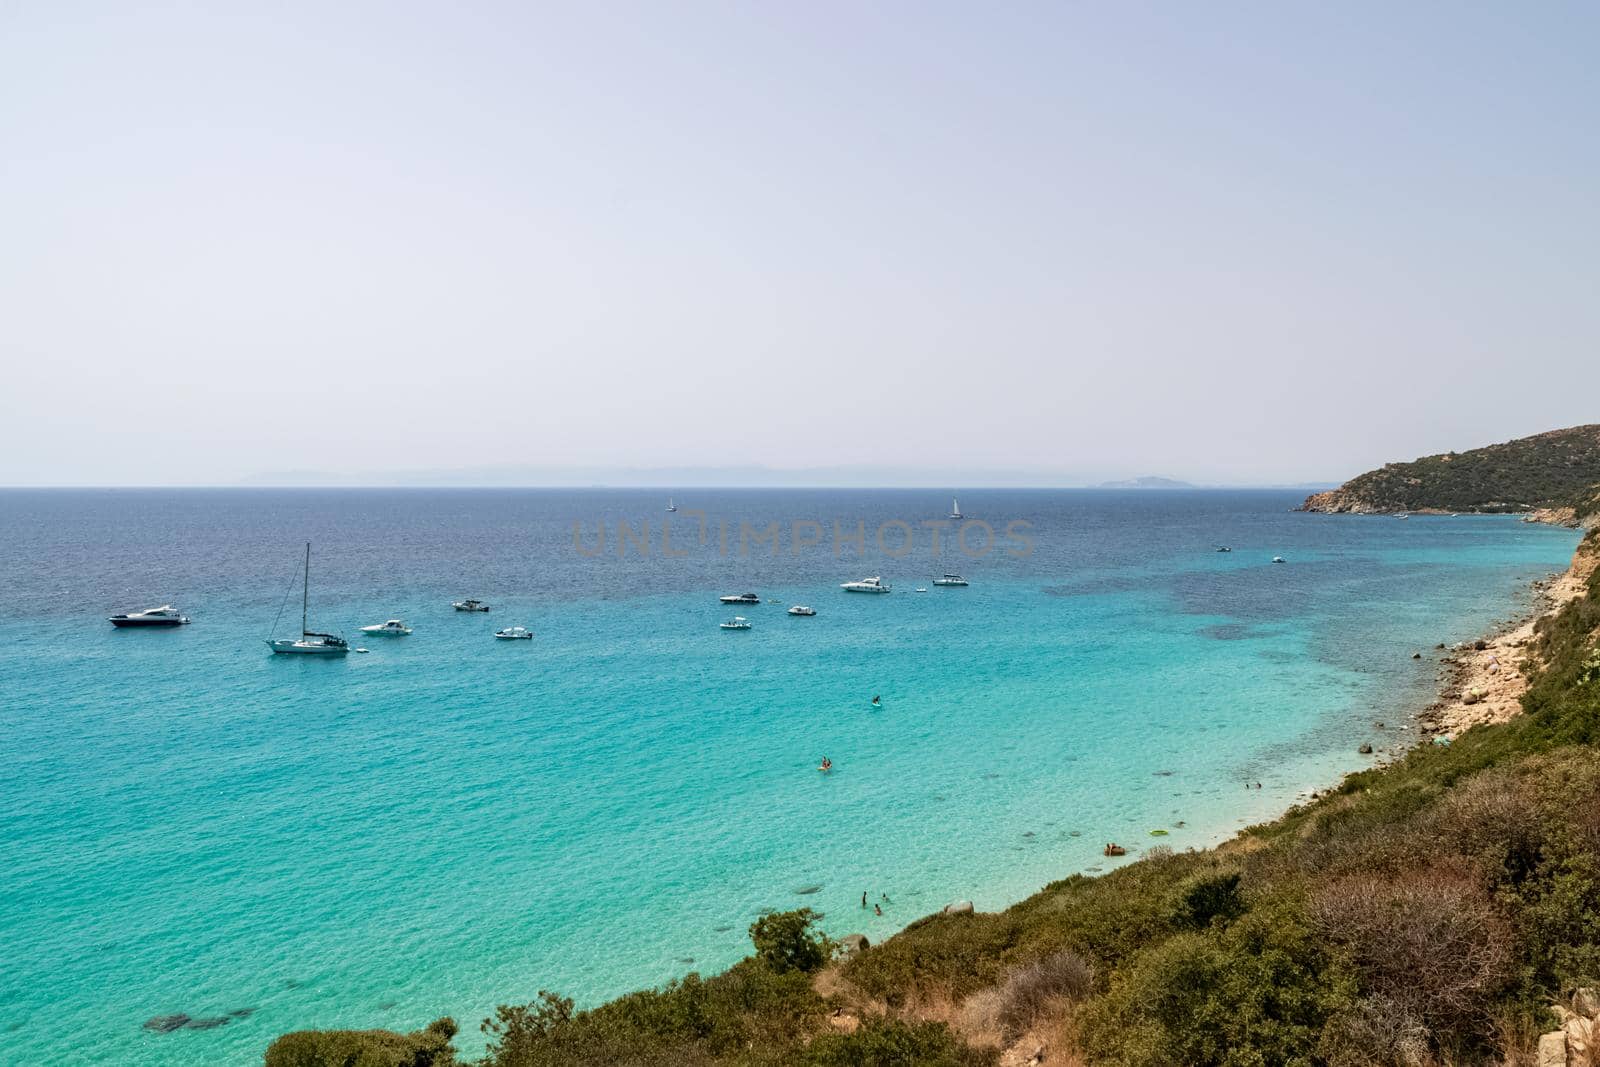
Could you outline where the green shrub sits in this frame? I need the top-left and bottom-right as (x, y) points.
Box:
(265, 1017), (457, 1067)
(800, 1017), (994, 1066)
(749, 908), (831, 974)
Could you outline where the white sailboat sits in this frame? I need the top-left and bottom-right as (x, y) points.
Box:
(949, 497), (963, 520)
(666, 497), (678, 512)
(267, 543), (349, 655)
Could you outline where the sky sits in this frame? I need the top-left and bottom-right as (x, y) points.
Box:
(1, 1), (1596, 487)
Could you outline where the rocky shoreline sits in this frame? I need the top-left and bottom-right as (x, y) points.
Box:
(1418, 534), (1596, 739)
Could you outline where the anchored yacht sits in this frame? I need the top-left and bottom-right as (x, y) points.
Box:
(720, 616), (752, 630)
(267, 543), (349, 656)
(841, 576), (891, 594)
(932, 574), (969, 587)
(719, 592), (760, 604)
(453, 599), (490, 612)
(359, 619), (412, 636)
(494, 626), (533, 640)
(109, 605), (190, 627)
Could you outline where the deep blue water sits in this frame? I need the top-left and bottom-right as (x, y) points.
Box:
(0, 489), (1578, 1064)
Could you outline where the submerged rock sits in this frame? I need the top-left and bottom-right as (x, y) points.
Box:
(792, 885), (822, 895)
(185, 1017), (230, 1031)
(142, 1015), (190, 1034)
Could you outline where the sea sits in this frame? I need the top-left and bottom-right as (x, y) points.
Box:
(0, 488), (1579, 1065)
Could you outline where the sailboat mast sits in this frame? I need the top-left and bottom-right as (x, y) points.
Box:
(302, 542), (310, 635)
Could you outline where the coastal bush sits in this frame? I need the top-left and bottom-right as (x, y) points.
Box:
(1310, 863), (1515, 1035)
(749, 908), (831, 974)
(1079, 904), (1353, 1066)
(1168, 868), (1246, 929)
(991, 948), (1094, 1040)
(1316, 995), (1431, 1067)
(265, 1016), (457, 1067)
(799, 1017), (995, 1066)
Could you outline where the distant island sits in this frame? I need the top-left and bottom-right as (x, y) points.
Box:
(1301, 424), (1600, 523)
(1095, 476), (1194, 489)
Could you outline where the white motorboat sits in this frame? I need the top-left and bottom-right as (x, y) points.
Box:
(267, 543), (349, 656)
(719, 592), (760, 604)
(494, 626), (533, 640)
(932, 574), (969, 587)
(915, 587), (928, 593)
(787, 605), (816, 616)
(720, 616), (752, 630)
(453, 599), (490, 612)
(841, 576), (891, 594)
(1272, 556), (1286, 564)
(109, 604), (190, 627)
(359, 619), (412, 636)
(949, 497), (963, 520)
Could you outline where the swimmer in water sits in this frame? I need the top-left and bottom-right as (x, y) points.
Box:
(871, 695), (881, 707)
(819, 757), (832, 772)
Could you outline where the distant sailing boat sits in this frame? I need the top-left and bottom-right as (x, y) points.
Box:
(949, 497), (963, 520)
(666, 497), (678, 512)
(267, 543), (349, 655)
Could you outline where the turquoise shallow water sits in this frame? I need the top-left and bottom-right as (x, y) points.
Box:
(0, 489), (1579, 1064)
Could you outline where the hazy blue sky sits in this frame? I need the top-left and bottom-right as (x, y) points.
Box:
(2, 2), (1595, 486)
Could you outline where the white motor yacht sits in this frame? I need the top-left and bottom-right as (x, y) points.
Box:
(720, 616), (752, 630)
(787, 605), (816, 616)
(360, 619), (412, 636)
(453, 599), (490, 612)
(719, 592), (760, 604)
(932, 574), (969, 587)
(841, 576), (891, 594)
(494, 626), (533, 640)
(109, 605), (190, 627)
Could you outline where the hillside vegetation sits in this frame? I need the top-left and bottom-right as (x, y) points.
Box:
(267, 531), (1600, 1067)
(1302, 425), (1600, 520)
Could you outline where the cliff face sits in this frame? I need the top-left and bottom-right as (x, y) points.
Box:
(1300, 425), (1600, 523)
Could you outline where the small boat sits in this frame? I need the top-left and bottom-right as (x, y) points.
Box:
(494, 626), (533, 640)
(355, 647), (370, 654)
(841, 576), (891, 594)
(720, 616), (752, 630)
(949, 497), (963, 520)
(1104, 843), (1127, 857)
(453, 599), (490, 612)
(915, 587), (928, 593)
(1271, 556), (1286, 564)
(787, 605), (816, 616)
(109, 605), (190, 627)
(666, 497), (678, 513)
(932, 574), (968, 587)
(359, 619), (412, 636)
(267, 543), (350, 656)
(1216, 546), (1231, 553)
(719, 592), (760, 605)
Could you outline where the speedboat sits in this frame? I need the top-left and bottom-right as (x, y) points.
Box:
(267, 543), (349, 656)
(109, 605), (190, 627)
(841, 576), (891, 594)
(932, 574), (968, 587)
(1216, 546), (1232, 553)
(359, 619), (412, 636)
(949, 497), (963, 520)
(915, 587), (928, 593)
(453, 599), (490, 612)
(719, 592), (760, 604)
(720, 616), (752, 630)
(787, 605), (816, 616)
(494, 626), (533, 640)
(1271, 556), (1286, 564)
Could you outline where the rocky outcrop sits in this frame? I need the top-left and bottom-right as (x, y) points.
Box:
(1300, 488), (1384, 514)
(943, 900), (975, 915)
